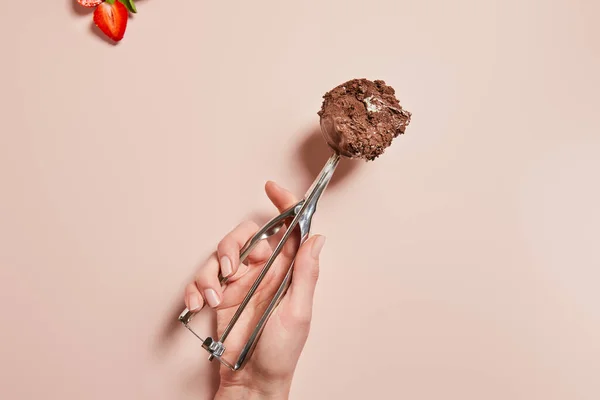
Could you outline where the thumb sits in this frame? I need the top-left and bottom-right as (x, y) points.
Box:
(285, 235), (326, 325)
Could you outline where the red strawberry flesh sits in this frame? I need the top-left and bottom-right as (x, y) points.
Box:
(93, 1), (128, 42)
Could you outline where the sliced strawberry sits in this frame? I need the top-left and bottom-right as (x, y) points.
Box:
(78, 0), (103, 7)
(93, 0), (128, 42)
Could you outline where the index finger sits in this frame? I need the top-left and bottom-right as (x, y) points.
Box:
(264, 180), (303, 259)
(265, 181), (299, 213)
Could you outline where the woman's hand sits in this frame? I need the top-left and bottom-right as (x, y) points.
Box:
(184, 181), (326, 399)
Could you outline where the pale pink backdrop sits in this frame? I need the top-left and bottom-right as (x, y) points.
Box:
(1, 0), (599, 399)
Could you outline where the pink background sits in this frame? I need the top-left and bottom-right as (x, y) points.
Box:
(1, 1), (599, 399)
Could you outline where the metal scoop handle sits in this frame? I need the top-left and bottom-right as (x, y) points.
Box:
(179, 153), (340, 370)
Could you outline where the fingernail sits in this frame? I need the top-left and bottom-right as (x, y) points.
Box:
(204, 289), (221, 308)
(311, 235), (326, 258)
(188, 294), (202, 311)
(220, 256), (233, 277)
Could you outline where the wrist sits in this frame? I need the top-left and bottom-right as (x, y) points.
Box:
(214, 382), (290, 400)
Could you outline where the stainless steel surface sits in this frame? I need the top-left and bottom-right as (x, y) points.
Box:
(179, 152), (340, 371)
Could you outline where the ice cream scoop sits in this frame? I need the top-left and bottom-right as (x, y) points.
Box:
(178, 78), (412, 371)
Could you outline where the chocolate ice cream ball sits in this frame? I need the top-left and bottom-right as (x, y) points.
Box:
(318, 78), (411, 161)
